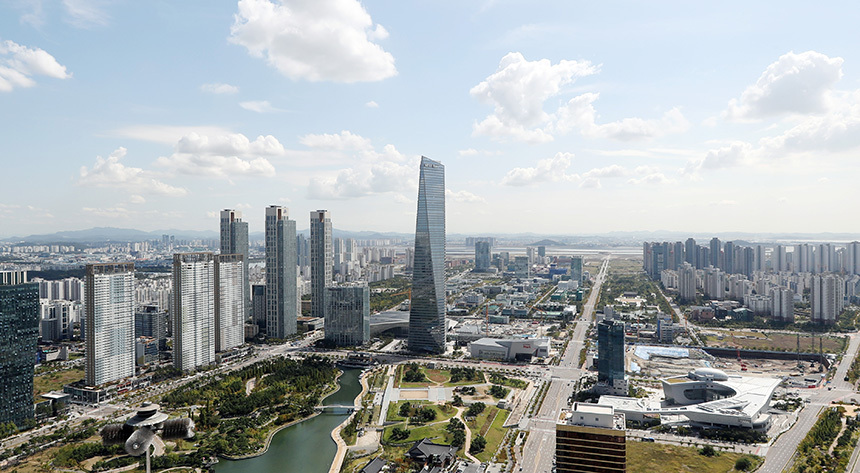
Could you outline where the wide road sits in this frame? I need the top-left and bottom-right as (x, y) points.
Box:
(760, 333), (860, 473)
(520, 256), (610, 473)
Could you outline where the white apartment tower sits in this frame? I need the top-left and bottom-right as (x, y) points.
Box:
(771, 287), (794, 322)
(678, 263), (697, 303)
(85, 263), (135, 386)
(173, 253), (216, 371)
(215, 254), (245, 352)
(811, 274), (844, 325)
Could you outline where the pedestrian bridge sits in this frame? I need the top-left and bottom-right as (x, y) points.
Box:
(315, 404), (356, 414)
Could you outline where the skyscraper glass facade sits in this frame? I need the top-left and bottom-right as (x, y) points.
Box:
(0, 271), (38, 427)
(265, 206), (297, 339)
(409, 156), (446, 354)
(324, 285), (370, 347)
(220, 210), (250, 319)
(310, 210), (333, 319)
(597, 319), (625, 385)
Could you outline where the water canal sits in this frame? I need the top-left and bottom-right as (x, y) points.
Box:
(214, 368), (362, 473)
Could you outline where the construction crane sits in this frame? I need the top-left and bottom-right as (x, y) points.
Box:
(730, 331), (747, 371)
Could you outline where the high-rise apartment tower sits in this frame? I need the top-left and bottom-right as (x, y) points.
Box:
(85, 263), (135, 386)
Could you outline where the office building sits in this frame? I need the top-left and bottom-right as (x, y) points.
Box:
(324, 284), (370, 347)
(0, 271), (39, 427)
(215, 254), (245, 352)
(85, 263), (135, 387)
(172, 253), (215, 371)
(556, 403), (626, 473)
(135, 304), (167, 350)
(310, 210), (333, 319)
(597, 319), (626, 395)
(265, 206), (298, 339)
(408, 156), (447, 354)
(570, 256), (583, 283)
(251, 284), (266, 330)
(220, 209), (249, 319)
(474, 241), (491, 272)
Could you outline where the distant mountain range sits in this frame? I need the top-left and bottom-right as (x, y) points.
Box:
(1, 227), (413, 244)
(3, 227), (859, 245)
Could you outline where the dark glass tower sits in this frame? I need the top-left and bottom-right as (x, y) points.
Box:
(220, 209), (250, 319)
(310, 210), (333, 319)
(597, 319), (625, 386)
(0, 271), (39, 427)
(409, 156), (446, 354)
(265, 206), (297, 339)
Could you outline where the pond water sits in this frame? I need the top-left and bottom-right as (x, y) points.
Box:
(214, 368), (362, 473)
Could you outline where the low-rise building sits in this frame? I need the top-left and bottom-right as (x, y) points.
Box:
(468, 337), (549, 361)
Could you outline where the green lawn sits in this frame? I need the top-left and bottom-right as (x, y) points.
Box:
(466, 406), (510, 462)
(383, 421), (450, 444)
(476, 408), (509, 462)
(386, 401), (457, 424)
(34, 366), (84, 396)
(626, 441), (761, 473)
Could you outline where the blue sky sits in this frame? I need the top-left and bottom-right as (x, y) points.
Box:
(2, 1), (860, 237)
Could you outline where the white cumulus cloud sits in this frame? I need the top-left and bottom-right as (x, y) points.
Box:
(471, 52), (598, 143)
(724, 50), (843, 120)
(201, 82), (239, 94)
(0, 40), (70, 92)
(229, 0), (396, 83)
(472, 52), (688, 143)
(446, 189), (486, 204)
(239, 100), (281, 113)
(156, 132), (282, 178)
(306, 140), (416, 199)
(78, 147), (187, 197)
(300, 130), (372, 151)
(500, 152), (580, 186)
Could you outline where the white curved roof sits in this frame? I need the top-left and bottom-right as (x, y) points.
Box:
(689, 367), (729, 381)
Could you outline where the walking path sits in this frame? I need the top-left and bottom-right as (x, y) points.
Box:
(455, 407), (479, 463)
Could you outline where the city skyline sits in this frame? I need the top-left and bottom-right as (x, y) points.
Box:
(4, 2), (860, 236)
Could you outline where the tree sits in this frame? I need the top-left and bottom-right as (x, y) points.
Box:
(734, 457), (752, 471)
(390, 427), (410, 441)
(489, 385), (509, 399)
(447, 418), (464, 432)
(470, 435), (487, 453)
(403, 363), (426, 383)
(698, 444), (716, 457)
(466, 402), (486, 417)
(451, 429), (466, 448)
(452, 395), (464, 407)
(399, 402), (412, 418)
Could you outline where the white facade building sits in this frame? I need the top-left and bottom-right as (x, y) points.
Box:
(85, 263), (135, 386)
(215, 254), (245, 352)
(173, 253), (216, 371)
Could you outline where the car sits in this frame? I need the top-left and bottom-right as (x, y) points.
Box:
(642, 437), (656, 442)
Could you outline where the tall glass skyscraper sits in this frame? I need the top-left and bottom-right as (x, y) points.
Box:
(474, 241), (491, 272)
(0, 271), (39, 427)
(408, 156), (446, 354)
(265, 206), (297, 339)
(597, 319), (626, 389)
(310, 210), (332, 319)
(220, 209), (249, 319)
(85, 263), (135, 386)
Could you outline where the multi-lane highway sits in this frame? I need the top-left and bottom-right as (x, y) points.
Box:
(519, 256), (610, 473)
(760, 333), (860, 473)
